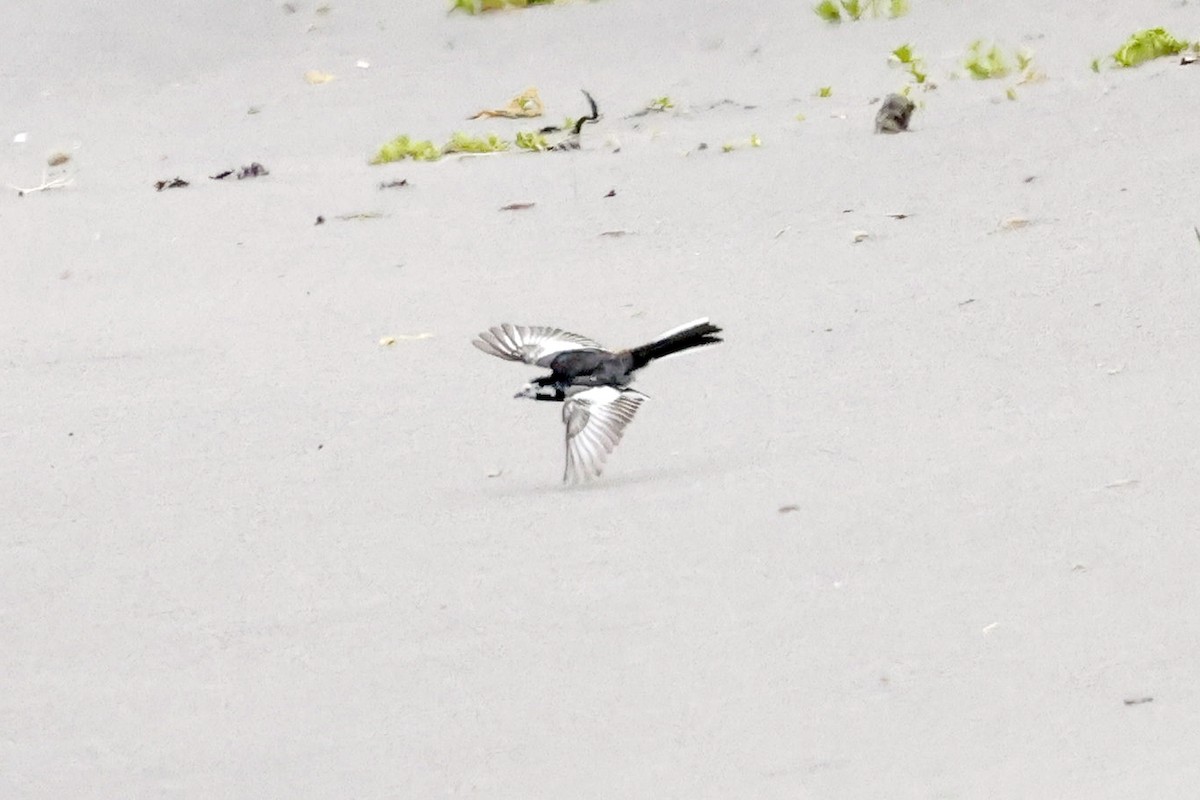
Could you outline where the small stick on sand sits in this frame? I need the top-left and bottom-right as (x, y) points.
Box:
(8, 170), (74, 196)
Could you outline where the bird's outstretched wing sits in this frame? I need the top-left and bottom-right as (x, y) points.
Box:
(562, 387), (645, 484)
(473, 324), (604, 367)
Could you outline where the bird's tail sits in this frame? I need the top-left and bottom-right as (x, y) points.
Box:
(626, 318), (723, 371)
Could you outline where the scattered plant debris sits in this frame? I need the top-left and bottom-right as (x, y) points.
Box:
(890, 43), (928, 84)
(1123, 697), (1154, 706)
(335, 211), (387, 220)
(704, 99), (757, 111)
(514, 130), (549, 151)
(469, 87), (544, 119)
(379, 179), (409, 189)
(963, 40), (1012, 78)
(442, 132), (509, 155)
(604, 189), (616, 197)
(720, 133), (762, 152)
(851, 230), (870, 243)
(304, 70), (334, 84)
(599, 230), (632, 237)
(816, 86), (833, 98)
(1182, 53), (1198, 66)
(777, 504), (800, 514)
(8, 170), (74, 196)
(373, 90), (599, 162)
(814, 0), (908, 23)
(210, 163), (270, 180)
(315, 215), (326, 225)
(450, 0), (556, 14)
(535, 89), (600, 150)
(875, 93), (914, 133)
(379, 333), (433, 344)
(960, 43), (1042, 98)
(996, 216), (1032, 232)
(627, 98), (671, 118)
(371, 135), (442, 164)
(238, 162), (269, 179)
(154, 177), (189, 191)
(500, 202), (536, 211)
(47, 152), (71, 167)
(1110, 28), (1193, 68)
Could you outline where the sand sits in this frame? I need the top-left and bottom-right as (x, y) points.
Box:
(4, 1), (1199, 797)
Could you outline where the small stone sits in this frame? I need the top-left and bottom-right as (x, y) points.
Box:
(875, 93), (915, 134)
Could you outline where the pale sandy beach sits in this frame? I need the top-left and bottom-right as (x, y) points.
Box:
(4, 1), (1200, 797)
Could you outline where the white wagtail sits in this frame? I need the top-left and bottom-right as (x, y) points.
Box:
(473, 318), (723, 483)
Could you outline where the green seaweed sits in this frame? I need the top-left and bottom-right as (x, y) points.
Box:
(814, 0), (907, 22)
(1110, 27), (1191, 68)
(890, 43), (927, 83)
(372, 132), (511, 163)
(814, 0), (842, 22)
(648, 96), (674, 111)
(371, 135), (441, 164)
(515, 130), (549, 151)
(963, 40), (1011, 79)
(721, 134), (762, 153)
(450, 0), (555, 14)
(442, 132), (509, 154)
(817, 86), (833, 97)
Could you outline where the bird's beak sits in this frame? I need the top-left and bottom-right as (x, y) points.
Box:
(514, 383), (538, 399)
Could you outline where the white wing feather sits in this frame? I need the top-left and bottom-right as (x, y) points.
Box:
(562, 387), (646, 484)
(472, 324), (604, 367)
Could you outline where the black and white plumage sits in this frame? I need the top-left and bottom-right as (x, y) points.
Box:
(473, 318), (723, 483)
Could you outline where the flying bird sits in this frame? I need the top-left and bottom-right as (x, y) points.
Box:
(473, 318), (723, 483)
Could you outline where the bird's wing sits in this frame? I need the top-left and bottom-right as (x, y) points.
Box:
(472, 324), (604, 367)
(561, 387), (646, 484)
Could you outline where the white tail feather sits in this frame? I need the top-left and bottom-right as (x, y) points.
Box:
(650, 317), (709, 343)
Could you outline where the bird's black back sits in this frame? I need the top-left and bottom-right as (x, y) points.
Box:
(548, 349), (635, 387)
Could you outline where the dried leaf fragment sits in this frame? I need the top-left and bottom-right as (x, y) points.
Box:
(154, 177), (189, 191)
(335, 211), (386, 220)
(304, 70), (334, 84)
(470, 87), (544, 119)
(998, 216), (1032, 231)
(380, 333), (434, 344)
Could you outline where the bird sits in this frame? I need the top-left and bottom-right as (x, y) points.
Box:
(472, 318), (723, 483)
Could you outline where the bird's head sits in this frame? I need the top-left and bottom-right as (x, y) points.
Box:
(514, 382), (539, 399)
